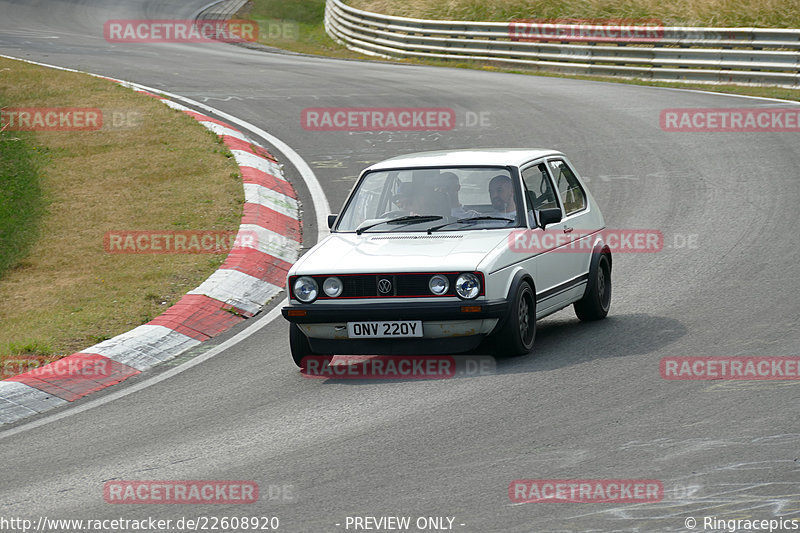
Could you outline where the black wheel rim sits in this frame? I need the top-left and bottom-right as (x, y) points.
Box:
(518, 289), (534, 345)
(598, 259), (611, 311)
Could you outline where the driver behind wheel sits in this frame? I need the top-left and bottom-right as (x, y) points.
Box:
(393, 182), (415, 212)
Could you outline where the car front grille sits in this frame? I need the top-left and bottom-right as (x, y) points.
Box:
(289, 272), (486, 300)
(316, 273), (461, 299)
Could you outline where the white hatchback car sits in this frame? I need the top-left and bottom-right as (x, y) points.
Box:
(282, 149), (612, 367)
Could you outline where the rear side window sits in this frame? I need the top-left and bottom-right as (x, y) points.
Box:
(521, 163), (558, 211)
(548, 159), (586, 215)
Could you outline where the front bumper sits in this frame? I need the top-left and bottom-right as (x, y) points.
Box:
(281, 299), (508, 323)
(282, 300), (509, 355)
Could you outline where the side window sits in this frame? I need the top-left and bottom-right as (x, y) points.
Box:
(548, 159), (586, 215)
(521, 164), (559, 211)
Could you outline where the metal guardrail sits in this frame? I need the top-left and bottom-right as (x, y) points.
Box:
(325, 0), (800, 88)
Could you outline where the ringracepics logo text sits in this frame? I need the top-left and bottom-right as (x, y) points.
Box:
(104, 19), (258, 43)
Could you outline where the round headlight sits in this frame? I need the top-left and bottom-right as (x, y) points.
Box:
(322, 276), (343, 298)
(455, 273), (481, 299)
(428, 274), (449, 295)
(293, 276), (318, 303)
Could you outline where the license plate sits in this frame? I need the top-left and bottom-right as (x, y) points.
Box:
(347, 321), (423, 338)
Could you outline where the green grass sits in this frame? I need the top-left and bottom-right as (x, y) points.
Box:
(240, 0), (368, 58)
(239, 0), (800, 103)
(0, 57), (244, 375)
(0, 118), (46, 280)
(245, 0), (325, 22)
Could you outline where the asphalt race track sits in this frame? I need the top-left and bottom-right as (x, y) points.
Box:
(1, 1), (799, 531)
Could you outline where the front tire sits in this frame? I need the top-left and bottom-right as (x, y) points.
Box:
(494, 281), (536, 358)
(574, 253), (611, 321)
(289, 323), (331, 369)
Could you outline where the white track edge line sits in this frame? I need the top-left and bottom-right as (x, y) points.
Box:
(0, 302), (286, 441)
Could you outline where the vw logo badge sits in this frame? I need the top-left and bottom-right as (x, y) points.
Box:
(378, 278), (392, 295)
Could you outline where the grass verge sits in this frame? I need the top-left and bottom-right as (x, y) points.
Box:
(0, 57), (244, 377)
(0, 107), (44, 281)
(239, 0), (800, 103)
(239, 0), (368, 58)
(348, 0), (800, 28)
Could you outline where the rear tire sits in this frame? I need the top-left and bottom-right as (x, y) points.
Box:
(494, 281), (536, 358)
(574, 253), (611, 321)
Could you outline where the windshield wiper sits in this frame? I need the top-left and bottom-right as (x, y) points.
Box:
(427, 216), (515, 234)
(356, 215), (443, 235)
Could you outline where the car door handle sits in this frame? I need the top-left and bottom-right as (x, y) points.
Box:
(563, 226), (573, 233)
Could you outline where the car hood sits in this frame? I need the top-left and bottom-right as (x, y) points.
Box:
(293, 231), (510, 274)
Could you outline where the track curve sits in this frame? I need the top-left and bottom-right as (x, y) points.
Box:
(1, 1), (799, 531)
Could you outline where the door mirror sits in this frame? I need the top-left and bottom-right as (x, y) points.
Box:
(538, 208), (562, 229)
(327, 214), (338, 229)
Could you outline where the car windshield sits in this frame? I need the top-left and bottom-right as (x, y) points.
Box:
(335, 166), (523, 233)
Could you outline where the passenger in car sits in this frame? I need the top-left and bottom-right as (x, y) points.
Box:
(434, 172), (461, 209)
(488, 175), (518, 220)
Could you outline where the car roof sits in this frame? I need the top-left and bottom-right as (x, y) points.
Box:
(364, 149), (564, 171)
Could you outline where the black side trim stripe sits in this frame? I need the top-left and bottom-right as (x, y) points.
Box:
(536, 273), (589, 303)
